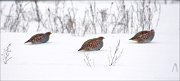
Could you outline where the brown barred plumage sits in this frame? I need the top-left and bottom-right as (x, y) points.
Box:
(25, 32), (52, 44)
(78, 37), (104, 51)
(129, 29), (155, 43)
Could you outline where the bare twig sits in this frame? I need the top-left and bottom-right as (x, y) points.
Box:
(83, 53), (94, 67)
(1, 43), (12, 64)
(1, 1), (161, 34)
(34, 0), (41, 31)
(98, 9), (108, 33)
(172, 63), (178, 72)
(109, 40), (124, 66)
(155, 1), (161, 30)
(89, 2), (97, 34)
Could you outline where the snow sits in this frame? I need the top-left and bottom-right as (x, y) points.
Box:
(1, 2), (179, 81)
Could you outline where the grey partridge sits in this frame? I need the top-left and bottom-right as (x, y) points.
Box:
(129, 29), (155, 43)
(78, 37), (104, 51)
(25, 32), (52, 44)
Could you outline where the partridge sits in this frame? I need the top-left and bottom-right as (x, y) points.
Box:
(78, 37), (104, 51)
(129, 29), (155, 43)
(25, 32), (52, 44)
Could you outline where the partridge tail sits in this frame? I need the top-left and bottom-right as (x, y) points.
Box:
(25, 40), (30, 43)
(78, 48), (83, 51)
(129, 37), (135, 40)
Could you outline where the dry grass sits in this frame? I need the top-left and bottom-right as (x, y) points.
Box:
(1, 43), (12, 64)
(0, 0), (161, 35)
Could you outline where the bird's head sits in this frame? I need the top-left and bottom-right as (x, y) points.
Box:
(150, 29), (155, 33)
(98, 36), (104, 40)
(45, 32), (52, 36)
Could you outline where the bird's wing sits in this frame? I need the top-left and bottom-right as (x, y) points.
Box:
(81, 39), (93, 48)
(29, 33), (44, 42)
(130, 31), (149, 40)
(86, 39), (101, 48)
(135, 31), (150, 40)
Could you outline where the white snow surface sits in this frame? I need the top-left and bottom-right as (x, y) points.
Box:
(1, 3), (179, 80)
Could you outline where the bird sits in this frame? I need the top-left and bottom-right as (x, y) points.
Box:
(129, 29), (155, 43)
(25, 32), (52, 44)
(78, 37), (104, 51)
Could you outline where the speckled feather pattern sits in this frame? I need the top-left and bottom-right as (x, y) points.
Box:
(25, 32), (51, 44)
(78, 37), (104, 51)
(130, 29), (155, 43)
